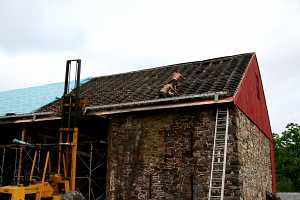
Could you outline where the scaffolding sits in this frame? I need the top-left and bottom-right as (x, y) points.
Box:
(0, 142), (107, 200)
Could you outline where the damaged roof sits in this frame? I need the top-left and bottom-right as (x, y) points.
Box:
(38, 53), (253, 113)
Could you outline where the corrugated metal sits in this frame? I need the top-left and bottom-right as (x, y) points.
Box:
(233, 54), (276, 192)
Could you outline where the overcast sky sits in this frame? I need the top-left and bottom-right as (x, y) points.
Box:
(0, 0), (299, 133)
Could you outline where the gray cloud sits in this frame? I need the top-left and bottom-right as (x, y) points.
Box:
(0, 0), (86, 53)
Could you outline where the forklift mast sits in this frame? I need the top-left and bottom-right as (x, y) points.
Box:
(61, 59), (81, 129)
(58, 59), (82, 191)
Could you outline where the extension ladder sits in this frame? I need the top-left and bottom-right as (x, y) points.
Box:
(208, 107), (229, 200)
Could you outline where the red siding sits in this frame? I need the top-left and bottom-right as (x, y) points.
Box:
(233, 54), (276, 192)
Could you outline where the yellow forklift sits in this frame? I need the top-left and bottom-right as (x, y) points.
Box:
(0, 60), (85, 200)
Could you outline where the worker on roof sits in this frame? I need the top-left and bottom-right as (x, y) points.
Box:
(172, 70), (185, 81)
(159, 83), (178, 98)
(159, 70), (185, 98)
(169, 70), (185, 90)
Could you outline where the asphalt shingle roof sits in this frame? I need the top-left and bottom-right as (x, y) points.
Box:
(39, 53), (253, 113)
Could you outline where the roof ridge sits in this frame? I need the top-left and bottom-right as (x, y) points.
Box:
(90, 52), (254, 80)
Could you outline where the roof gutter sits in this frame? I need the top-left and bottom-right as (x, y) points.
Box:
(86, 91), (233, 116)
(0, 112), (56, 119)
(0, 112), (60, 124)
(0, 92), (233, 123)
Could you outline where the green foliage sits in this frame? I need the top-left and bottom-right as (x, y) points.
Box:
(274, 123), (300, 192)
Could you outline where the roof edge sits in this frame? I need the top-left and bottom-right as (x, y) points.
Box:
(0, 112), (60, 124)
(91, 52), (255, 80)
(86, 91), (232, 115)
(233, 52), (256, 95)
(89, 97), (234, 116)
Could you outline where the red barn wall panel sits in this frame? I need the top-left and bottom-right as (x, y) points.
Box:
(233, 54), (276, 192)
(234, 54), (272, 139)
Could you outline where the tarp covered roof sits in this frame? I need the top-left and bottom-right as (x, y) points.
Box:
(0, 79), (90, 116)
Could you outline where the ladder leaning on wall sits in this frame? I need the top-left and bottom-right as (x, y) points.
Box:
(208, 107), (229, 200)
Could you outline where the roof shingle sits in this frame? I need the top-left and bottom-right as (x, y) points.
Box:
(38, 53), (253, 113)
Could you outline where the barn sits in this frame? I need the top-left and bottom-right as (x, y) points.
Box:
(0, 52), (275, 200)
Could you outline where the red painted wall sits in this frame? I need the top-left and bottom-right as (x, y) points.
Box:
(233, 54), (276, 192)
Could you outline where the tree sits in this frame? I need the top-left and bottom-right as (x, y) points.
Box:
(273, 123), (300, 192)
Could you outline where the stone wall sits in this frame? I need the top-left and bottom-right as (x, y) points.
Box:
(235, 109), (272, 199)
(106, 106), (242, 200)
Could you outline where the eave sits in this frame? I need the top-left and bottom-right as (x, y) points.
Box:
(85, 91), (233, 116)
(0, 91), (233, 124)
(0, 112), (60, 125)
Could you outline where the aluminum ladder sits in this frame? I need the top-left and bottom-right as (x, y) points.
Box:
(208, 107), (229, 200)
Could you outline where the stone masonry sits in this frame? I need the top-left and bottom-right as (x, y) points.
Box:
(234, 109), (272, 199)
(106, 105), (272, 200)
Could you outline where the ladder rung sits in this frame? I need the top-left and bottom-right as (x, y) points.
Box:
(213, 170), (223, 173)
(214, 154), (224, 157)
(214, 159), (224, 162)
(212, 177), (222, 180)
(212, 170), (223, 173)
(211, 187), (222, 191)
(218, 110), (227, 113)
(215, 148), (224, 151)
(213, 163), (223, 165)
(215, 148), (225, 151)
(212, 180), (222, 183)
(217, 127), (226, 129)
(217, 116), (227, 119)
(213, 159), (224, 162)
(218, 112), (227, 114)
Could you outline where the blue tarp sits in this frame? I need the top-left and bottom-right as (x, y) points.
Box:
(0, 78), (90, 116)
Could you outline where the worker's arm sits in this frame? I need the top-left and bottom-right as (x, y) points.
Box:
(170, 85), (179, 95)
